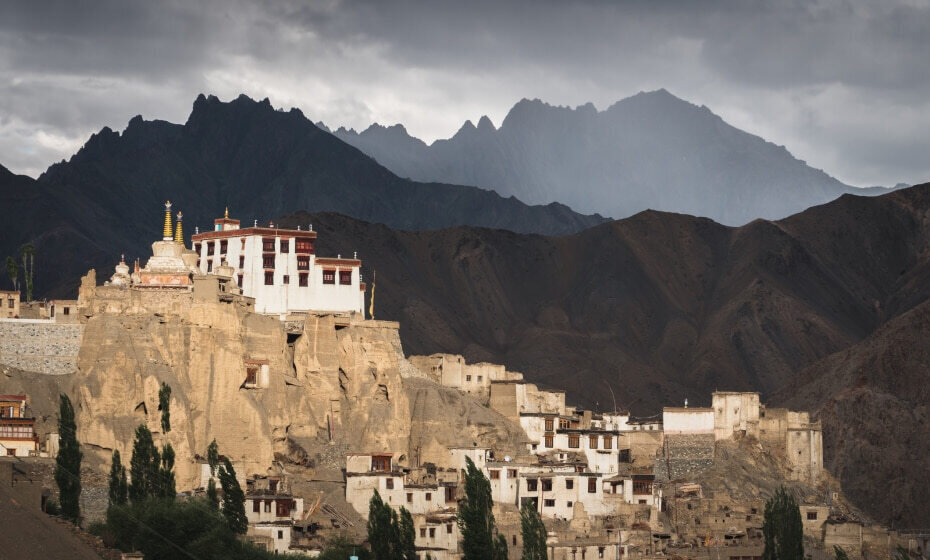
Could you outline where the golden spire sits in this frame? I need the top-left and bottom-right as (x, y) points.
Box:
(174, 211), (184, 244)
(163, 201), (173, 240)
(224, 206), (229, 219)
(368, 270), (376, 320)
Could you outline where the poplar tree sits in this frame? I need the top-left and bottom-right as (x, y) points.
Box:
(521, 502), (548, 560)
(108, 449), (128, 506)
(218, 457), (247, 533)
(763, 486), (804, 560)
(206, 438), (220, 509)
(156, 382), (176, 498)
(54, 394), (82, 522)
(20, 243), (34, 301)
(5, 256), (18, 292)
(367, 490), (398, 560)
(129, 424), (160, 502)
(458, 457), (507, 560)
(398, 507), (417, 560)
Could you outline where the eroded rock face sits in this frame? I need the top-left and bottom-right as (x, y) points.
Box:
(73, 296), (527, 489)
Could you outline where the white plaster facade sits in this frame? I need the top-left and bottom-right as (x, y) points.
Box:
(662, 407), (714, 434)
(191, 213), (365, 317)
(712, 392), (761, 440)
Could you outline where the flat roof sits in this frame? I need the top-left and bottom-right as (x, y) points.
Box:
(0, 395), (26, 401)
(192, 226), (318, 241)
(663, 407), (713, 413)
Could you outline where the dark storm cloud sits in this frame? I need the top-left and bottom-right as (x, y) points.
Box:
(0, 0), (928, 186)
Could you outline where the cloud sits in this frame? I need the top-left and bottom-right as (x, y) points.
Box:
(0, 0), (927, 186)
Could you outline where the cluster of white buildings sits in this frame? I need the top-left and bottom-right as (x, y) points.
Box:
(344, 354), (825, 560)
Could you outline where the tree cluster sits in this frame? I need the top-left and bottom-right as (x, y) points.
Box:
(521, 502), (548, 560)
(762, 486), (804, 560)
(367, 490), (417, 560)
(458, 457), (508, 560)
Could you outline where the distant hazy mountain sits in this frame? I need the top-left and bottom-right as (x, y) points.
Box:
(329, 89), (898, 225)
(0, 94), (605, 296)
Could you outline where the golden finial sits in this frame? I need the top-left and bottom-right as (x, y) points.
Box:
(174, 211), (184, 244)
(162, 200), (173, 240)
(224, 207), (229, 219)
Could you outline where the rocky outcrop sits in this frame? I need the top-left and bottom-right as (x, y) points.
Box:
(72, 291), (530, 490)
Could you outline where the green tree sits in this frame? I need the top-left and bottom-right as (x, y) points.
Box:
(206, 477), (219, 510)
(398, 507), (417, 560)
(458, 456), (507, 560)
(207, 438), (219, 475)
(128, 425), (160, 502)
(55, 394), (82, 522)
(158, 382), (171, 434)
(521, 501), (548, 560)
(20, 243), (34, 301)
(762, 486), (804, 560)
(218, 457), (247, 534)
(5, 256), (18, 292)
(108, 449), (128, 506)
(160, 443), (176, 498)
(367, 490), (399, 560)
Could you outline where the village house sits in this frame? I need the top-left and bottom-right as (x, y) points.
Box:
(0, 394), (37, 457)
(243, 476), (307, 555)
(0, 290), (20, 318)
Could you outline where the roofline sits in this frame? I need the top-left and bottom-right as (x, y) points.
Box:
(192, 227), (318, 241)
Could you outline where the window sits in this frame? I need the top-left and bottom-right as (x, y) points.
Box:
(603, 436), (612, 449)
(220, 240), (228, 254)
(508, 469), (517, 478)
(245, 366), (258, 386)
(253, 500), (260, 513)
(278, 530), (283, 539)
(541, 478), (552, 491)
(567, 501), (573, 508)
(599, 547), (605, 558)
(544, 499), (555, 507)
(489, 469), (500, 479)
(407, 493), (413, 503)
(280, 240), (289, 253)
(207, 261), (213, 273)
(264, 271), (274, 285)
(237, 274), (243, 288)
(807, 511), (818, 521)
(264, 501), (271, 513)
(372, 456), (391, 472)
(544, 435), (553, 448)
(568, 435), (580, 448)
(513, 535), (517, 546)
(466, 375), (472, 382)
(207, 242), (215, 256)
(544, 418), (554, 431)
(566, 478), (574, 490)
(445, 486), (456, 503)
(447, 523), (453, 534)
(527, 479), (538, 491)
(322, 270), (335, 284)
(262, 237), (275, 252)
(386, 478), (394, 489)
(276, 500), (291, 517)
(590, 435), (599, 449)
(420, 528), (426, 538)
(194, 243), (201, 254)
(588, 478), (597, 494)
(339, 270), (352, 285)
(559, 418), (570, 429)
(620, 449), (631, 463)
(299, 273), (308, 287)
(295, 239), (312, 253)
(63, 306), (70, 315)
(639, 499), (647, 505)
(239, 255), (245, 269)
(241, 238), (246, 250)
(477, 375), (483, 382)
(283, 275), (289, 285)
(429, 528), (435, 538)
(263, 255), (275, 268)
(633, 480), (652, 495)
(425, 493), (431, 501)
(297, 257), (310, 270)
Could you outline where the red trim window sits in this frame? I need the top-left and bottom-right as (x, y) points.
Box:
(295, 239), (313, 254)
(262, 255), (275, 269)
(339, 270), (352, 285)
(283, 275), (289, 285)
(239, 255), (245, 269)
(297, 257), (310, 270)
(298, 273), (308, 287)
(194, 243), (201, 254)
(207, 242), (215, 256)
(220, 240), (228, 254)
(240, 238), (246, 250)
(280, 240), (289, 253)
(262, 237), (275, 252)
(237, 274), (243, 288)
(207, 261), (213, 273)
(322, 270), (336, 285)
(264, 271), (274, 285)
(588, 478), (597, 494)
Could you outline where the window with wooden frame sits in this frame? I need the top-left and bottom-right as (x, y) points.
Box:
(339, 270), (352, 285)
(489, 469), (500, 479)
(603, 436), (612, 449)
(429, 528), (435, 538)
(508, 469), (517, 478)
(425, 493), (431, 501)
(237, 274), (243, 288)
(252, 499), (260, 513)
(559, 418), (570, 429)
(194, 243), (202, 254)
(566, 478), (574, 490)
(386, 478), (394, 489)
(239, 255), (245, 269)
(264, 271), (274, 285)
(407, 493), (413, 503)
(207, 261), (213, 273)
(527, 479), (538, 491)
(544, 435), (554, 448)
(245, 365), (258, 386)
(295, 239), (313, 253)
(541, 478), (552, 491)
(544, 417), (554, 431)
(298, 273), (308, 287)
(240, 238), (246, 250)
(280, 239), (289, 253)
(588, 478), (597, 493)
(262, 254), (275, 269)
(568, 435), (580, 448)
(276, 499), (291, 517)
(220, 240), (228, 254)
(262, 237), (275, 252)
(589, 435), (599, 449)
(297, 257), (310, 270)
(283, 275), (289, 285)
(322, 269), (336, 284)
(544, 499), (555, 507)
(207, 242), (215, 256)
(420, 528), (426, 537)
(445, 486), (456, 503)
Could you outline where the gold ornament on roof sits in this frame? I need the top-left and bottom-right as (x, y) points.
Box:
(163, 200), (173, 240)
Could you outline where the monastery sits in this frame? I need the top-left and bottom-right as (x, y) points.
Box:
(0, 202), (919, 560)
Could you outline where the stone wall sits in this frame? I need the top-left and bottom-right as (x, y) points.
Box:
(0, 320), (84, 375)
(659, 434), (716, 482)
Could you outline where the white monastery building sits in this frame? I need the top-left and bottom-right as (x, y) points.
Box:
(191, 210), (366, 317)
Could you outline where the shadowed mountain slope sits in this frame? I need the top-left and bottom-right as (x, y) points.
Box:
(0, 94), (604, 296)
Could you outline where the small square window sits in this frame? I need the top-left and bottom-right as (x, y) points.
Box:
(283, 275), (289, 285)
(544, 499), (555, 507)
(339, 270), (352, 285)
(588, 478), (597, 493)
(447, 524), (453, 534)
(299, 273), (308, 287)
(466, 375), (472, 382)
(429, 528), (435, 538)
(322, 270), (336, 284)
(386, 478), (394, 489)
(542, 478), (552, 491)
(407, 493), (413, 503)
(264, 271), (274, 285)
(807, 511), (818, 520)
(420, 528), (426, 538)
(566, 478), (574, 490)
(425, 493), (431, 501)
(527, 479), (538, 491)
(280, 240), (289, 253)
(489, 469), (500, 480)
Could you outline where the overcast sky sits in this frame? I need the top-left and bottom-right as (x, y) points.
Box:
(1, 0), (928, 186)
